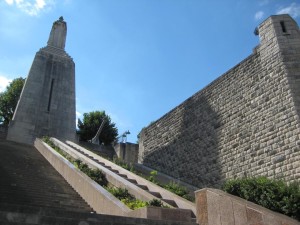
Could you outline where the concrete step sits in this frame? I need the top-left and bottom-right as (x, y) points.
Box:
(0, 203), (93, 216)
(0, 198), (92, 211)
(0, 203), (198, 225)
(161, 199), (178, 208)
(0, 186), (85, 199)
(0, 190), (89, 206)
(148, 191), (162, 198)
(111, 169), (119, 173)
(118, 174), (128, 178)
(136, 184), (149, 190)
(126, 178), (138, 184)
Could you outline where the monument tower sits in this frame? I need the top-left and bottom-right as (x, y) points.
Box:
(7, 17), (76, 144)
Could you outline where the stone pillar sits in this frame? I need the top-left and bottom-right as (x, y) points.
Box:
(195, 188), (299, 225)
(114, 142), (139, 164)
(7, 17), (76, 144)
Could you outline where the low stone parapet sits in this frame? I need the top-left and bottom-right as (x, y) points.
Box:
(127, 206), (193, 222)
(195, 188), (299, 225)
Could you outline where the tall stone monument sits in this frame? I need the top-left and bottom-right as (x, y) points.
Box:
(7, 17), (76, 144)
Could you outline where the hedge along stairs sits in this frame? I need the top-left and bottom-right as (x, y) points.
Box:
(46, 137), (197, 220)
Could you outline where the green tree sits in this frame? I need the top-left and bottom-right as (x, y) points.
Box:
(77, 111), (118, 145)
(0, 77), (25, 125)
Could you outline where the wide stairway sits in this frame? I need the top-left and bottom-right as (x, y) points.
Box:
(0, 139), (197, 225)
(0, 140), (93, 212)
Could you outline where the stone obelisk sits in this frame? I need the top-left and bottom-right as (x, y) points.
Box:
(7, 17), (76, 144)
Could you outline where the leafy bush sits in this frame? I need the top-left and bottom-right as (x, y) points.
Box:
(106, 187), (131, 199)
(163, 181), (195, 202)
(74, 159), (108, 187)
(122, 198), (148, 210)
(147, 170), (158, 184)
(222, 177), (300, 220)
(42, 137), (108, 187)
(112, 157), (135, 172)
(148, 199), (164, 207)
(42, 136), (69, 158)
(106, 187), (168, 209)
(106, 187), (148, 209)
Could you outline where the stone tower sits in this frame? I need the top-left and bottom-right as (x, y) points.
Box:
(7, 17), (76, 144)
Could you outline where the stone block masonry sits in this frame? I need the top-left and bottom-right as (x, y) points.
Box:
(138, 14), (300, 188)
(7, 17), (76, 144)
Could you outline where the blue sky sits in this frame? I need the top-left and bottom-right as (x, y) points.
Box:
(1, 0), (300, 143)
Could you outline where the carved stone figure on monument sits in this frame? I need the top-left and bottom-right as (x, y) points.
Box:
(89, 119), (106, 145)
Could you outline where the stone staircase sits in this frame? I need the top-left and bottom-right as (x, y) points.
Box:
(93, 161), (178, 208)
(0, 139), (197, 225)
(65, 140), (196, 218)
(0, 203), (196, 225)
(0, 140), (93, 223)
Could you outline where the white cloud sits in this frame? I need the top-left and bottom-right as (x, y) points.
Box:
(0, 75), (12, 92)
(36, 0), (46, 8)
(4, 0), (54, 16)
(277, 3), (300, 18)
(5, 0), (14, 5)
(255, 11), (264, 20)
(76, 111), (81, 117)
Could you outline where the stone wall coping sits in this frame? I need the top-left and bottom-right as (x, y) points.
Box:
(127, 206), (193, 222)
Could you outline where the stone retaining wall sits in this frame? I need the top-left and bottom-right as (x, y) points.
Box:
(138, 15), (300, 187)
(195, 188), (299, 225)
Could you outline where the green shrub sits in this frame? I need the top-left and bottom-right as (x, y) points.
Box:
(147, 170), (158, 184)
(106, 187), (131, 199)
(148, 199), (164, 207)
(112, 157), (135, 172)
(222, 177), (300, 220)
(163, 181), (195, 202)
(106, 187), (148, 210)
(74, 159), (108, 187)
(106, 187), (169, 209)
(42, 137), (108, 187)
(164, 182), (188, 197)
(122, 198), (148, 210)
